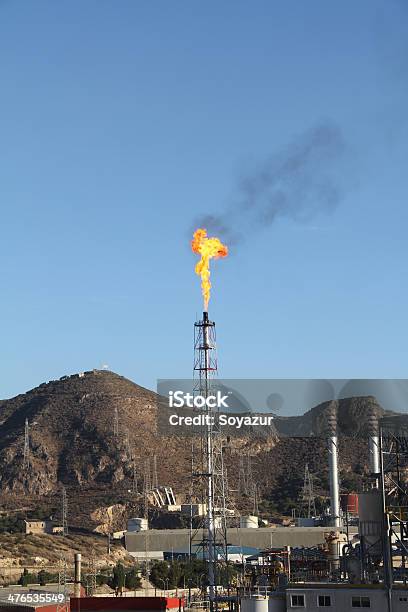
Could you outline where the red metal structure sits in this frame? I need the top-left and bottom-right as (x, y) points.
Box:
(70, 597), (184, 612)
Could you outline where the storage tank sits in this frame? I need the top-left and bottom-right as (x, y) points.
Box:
(127, 517), (148, 532)
(326, 531), (346, 570)
(358, 490), (383, 556)
(341, 493), (359, 516)
(241, 597), (268, 612)
(240, 515), (259, 529)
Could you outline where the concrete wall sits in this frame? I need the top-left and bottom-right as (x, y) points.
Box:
(125, 527), (356, 556)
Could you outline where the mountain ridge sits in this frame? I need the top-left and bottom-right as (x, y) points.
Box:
(0, 370), (394, 522)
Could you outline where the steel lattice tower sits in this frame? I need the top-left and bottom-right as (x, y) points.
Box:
(300, 464), (317, 518)
(114, 406), (119, 436)
(23, 418), (30, 469)
(152, 454), (159, 490)
(62, 487), (68, 536)
(56, 556), (69, 612)
(192, 311), (228, 612)
(86, 549), (97, 596)
(132, 455), (138, 494)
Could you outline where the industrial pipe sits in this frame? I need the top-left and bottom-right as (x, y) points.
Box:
(369, 435), (380, 479)
(74, 553), (82, 598)
(328, 436), (341, 528)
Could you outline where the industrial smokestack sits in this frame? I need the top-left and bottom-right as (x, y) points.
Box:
(325, 402), (341, 528)
(368, 406), (380, 486)
(74, 553), (81, 598)
(369, 436), (380, 475)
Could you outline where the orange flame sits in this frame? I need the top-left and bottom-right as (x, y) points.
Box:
(191, 228), (228, 311)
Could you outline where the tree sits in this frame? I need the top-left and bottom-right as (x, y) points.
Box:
(112, 563), (126, 596)
(19, 569), (29, 587)
(38, 570), (56, 586)
(168, 562), (182, 589)
(149, 561), (169, 588)
(19, 568), (36, 586)
(125, 569), (141, 590)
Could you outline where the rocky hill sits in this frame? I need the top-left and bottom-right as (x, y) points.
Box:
(0, 370), (392, 524)
(0, 370), (192, 497)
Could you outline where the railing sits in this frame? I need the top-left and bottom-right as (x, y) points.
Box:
(237, 587), (274, 598)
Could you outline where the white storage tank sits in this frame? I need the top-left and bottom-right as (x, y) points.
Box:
(127, 517), (148, 532)
(240, 515), (259, 529)
(241, 597), (268, 612)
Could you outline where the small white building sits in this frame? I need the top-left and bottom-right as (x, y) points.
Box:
(286, 583), (408, 611)
(24, 520), (64, 535)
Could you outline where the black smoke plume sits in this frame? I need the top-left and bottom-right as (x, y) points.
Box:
(192, 122), (346, 245)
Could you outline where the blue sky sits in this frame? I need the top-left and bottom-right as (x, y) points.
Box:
(1, 1), (407, 399)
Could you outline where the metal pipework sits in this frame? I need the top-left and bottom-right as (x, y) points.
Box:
(328, 435), (341, 528)
(74, 553), (81, 598)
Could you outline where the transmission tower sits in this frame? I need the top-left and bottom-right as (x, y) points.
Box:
(114, 406), (119, 436)
(192, 311), (228, 612)
(62, 487), (68, 536)
(237, 453), (254, 496)
(144, 458), (151, 495)
(246, 454), (253, 490)
(86, 549), (97, 596)
(300, 464), (317, 518)
(56, 556), (69, 612)
(237, 456), (246, 495)
(143, 461), (150, 596)
(253, 483), (259, 516)
(132, 455), (138, 494)
(152, 454), (159, 490)
(124, 429), (132, 458)
(23, 418), (30, 469)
